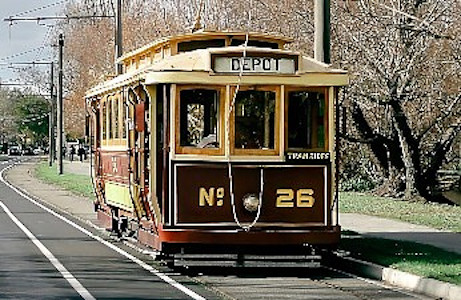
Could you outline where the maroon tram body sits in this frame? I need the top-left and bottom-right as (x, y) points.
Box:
(86, 31), (348, 263)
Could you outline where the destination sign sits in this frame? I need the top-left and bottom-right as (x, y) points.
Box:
(214, 57), (296, 74)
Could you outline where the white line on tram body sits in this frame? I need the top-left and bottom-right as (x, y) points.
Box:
(0, 200), (96, 300)
(0, 164), (207, 300)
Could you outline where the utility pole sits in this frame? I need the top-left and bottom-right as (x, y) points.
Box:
(314, 0), (331, 64)
(48, 62), (55, 167)
(57, 34), (64, 175)
(115, 0), (123, 74)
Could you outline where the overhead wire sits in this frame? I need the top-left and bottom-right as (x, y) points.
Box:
(35, 25), (55, 61)
(0, 46), (47, 62)
(11, 0), (71, 18)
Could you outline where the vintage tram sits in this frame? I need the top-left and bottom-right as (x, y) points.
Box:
(86, 31), (348, 266)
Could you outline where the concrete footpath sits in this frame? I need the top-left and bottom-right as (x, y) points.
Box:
(5, 159), (100, 227)
(341, 213), (461, 255)
(4, 159), (461, 300)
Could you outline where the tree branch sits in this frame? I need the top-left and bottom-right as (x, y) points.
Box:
(418, 93), (461, 140)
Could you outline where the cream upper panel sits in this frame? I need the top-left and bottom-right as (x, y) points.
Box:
(87, 46), (348, 98)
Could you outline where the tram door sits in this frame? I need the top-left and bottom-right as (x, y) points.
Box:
(127, 87), (153, 221)
(87, 99), (103, 206)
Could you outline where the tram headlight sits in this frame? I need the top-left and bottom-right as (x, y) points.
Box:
(243, 194), (259, 212)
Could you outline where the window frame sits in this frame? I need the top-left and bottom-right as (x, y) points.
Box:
(175, 85), (225, 156)
(285, 87), (329, 152)
(230, 85), (281, 156)
(100, 91), (128, 148)
(101, 96), (108, 146)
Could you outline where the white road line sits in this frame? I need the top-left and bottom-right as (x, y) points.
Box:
(0, 164), (207, 300)
(0, 200), (96, 300)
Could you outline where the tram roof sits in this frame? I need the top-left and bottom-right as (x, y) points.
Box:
(86, 32), (348, 97)
(86, 46), (347, 97)
(116, 31), (294, 64)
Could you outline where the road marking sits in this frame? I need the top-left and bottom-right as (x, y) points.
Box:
(0, 200), (96, 300)
(0, 164), (207, 300)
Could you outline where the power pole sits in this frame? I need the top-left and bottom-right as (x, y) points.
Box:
(48, 62), (55, 167)
(57, 34), (64, 175)
(314, 0), (331, 64)
(115, 0), (123, 74)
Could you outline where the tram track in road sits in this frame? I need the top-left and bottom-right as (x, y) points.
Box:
(184, 265), (433, 300)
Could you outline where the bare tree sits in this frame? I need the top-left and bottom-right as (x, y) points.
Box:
(334, 0), (460, 201)
(49, 0), (459, 201)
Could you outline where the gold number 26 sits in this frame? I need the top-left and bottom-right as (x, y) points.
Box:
(276, 189), (315, 208)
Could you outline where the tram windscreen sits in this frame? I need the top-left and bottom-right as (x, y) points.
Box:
(288, 91), (325, 149)
(234, 90), (275, 150)
(180, 89), (219, 148)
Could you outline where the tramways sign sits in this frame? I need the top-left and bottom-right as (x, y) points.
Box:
(213, 56), (296, 74)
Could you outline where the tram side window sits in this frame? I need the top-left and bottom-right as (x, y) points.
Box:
(179, 89), (219, 148)
(235, 90), (275, 150)
(113, 97), (119, 139)
(102, 101), (107, 140)
(288, 91), (325, 149)
(108, 97), (113, 139)
(122, 97), (127, 139)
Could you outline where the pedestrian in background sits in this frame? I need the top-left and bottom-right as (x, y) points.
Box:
(78, 146), (85, 162)
(70, 145), (75, 162)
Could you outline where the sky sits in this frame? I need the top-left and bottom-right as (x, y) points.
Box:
(0, 0), (66, 85)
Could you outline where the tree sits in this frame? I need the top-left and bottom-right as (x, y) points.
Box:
(0, 88), (19, 151)
(50, 0), (460, 202)
(333, 0), (460, 201)
(13, 94), (50, 146)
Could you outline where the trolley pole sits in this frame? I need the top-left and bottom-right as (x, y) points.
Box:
(48, 62), (55, 167)
(314, 0), (330, 64)
(57, 34), (64, 175)
(115, 0), (123, 75)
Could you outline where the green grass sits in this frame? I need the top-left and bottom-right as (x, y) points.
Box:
(340, 192), (461, 232)
(340, 233), (461, 285)
(35, 162), (94, 198)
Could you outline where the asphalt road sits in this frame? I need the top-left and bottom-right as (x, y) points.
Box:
(0, 158), (216, 300)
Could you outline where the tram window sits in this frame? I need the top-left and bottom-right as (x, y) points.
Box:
(108, 97), (113, 139)
(230, 39), (279, 49)
(179, 89), (219, 148)
(288, 91), (325, 149)
(122, 98), (127, 139)
(178, 39), (225, 52)
(234, 90), (275, 150)
(113, 97), (119, 139)
(102, 101), (107, 140)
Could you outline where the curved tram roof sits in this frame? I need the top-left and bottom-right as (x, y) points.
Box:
(86, 31), (348, 97)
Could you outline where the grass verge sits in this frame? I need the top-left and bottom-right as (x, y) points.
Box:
(340, 192), (461, 232)
(35, 161), (94, 198)
(340, 232), (461, 285)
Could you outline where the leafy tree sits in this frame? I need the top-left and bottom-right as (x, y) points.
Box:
(14, 94), (50, 146)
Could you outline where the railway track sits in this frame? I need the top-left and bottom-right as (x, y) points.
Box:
(184, 266), (433, 300)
